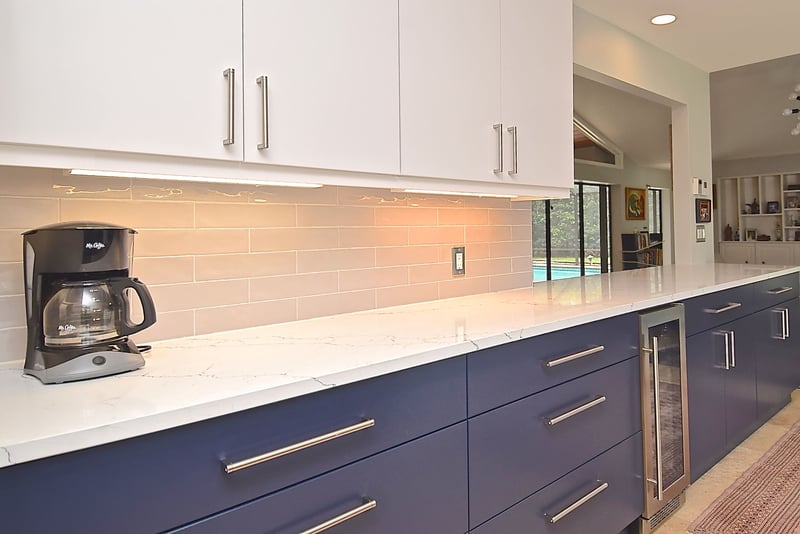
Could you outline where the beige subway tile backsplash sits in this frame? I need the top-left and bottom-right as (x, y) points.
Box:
(0, 166), (534, 358)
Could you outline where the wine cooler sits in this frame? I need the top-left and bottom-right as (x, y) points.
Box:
(638, 304), (690, 533)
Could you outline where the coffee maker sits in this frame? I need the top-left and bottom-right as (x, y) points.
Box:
(23, 222), (157, 384)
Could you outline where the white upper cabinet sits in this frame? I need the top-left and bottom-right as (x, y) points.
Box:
(399, 0), (573, 192)
(500, 0), (573, 190)
(242, 0), (400, 173)
(399, 0), (501, 182)
(0, 0), (244, 161)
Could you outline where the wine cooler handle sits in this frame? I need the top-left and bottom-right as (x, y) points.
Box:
(652, 336), (664, 502)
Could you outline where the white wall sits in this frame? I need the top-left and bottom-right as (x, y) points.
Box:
(714, 153), (800, 178)
(573, 7), (714, 264)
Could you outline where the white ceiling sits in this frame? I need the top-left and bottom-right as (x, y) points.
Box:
(572, 0), (800, 73)
(573, 1), (800, 167)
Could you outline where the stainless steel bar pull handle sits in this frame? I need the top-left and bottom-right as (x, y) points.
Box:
(546, 481), (608, 524)
(546, 396), (606, 426)
(729, 330), (736, 368)
(223, 68), (235, 145)
(544, 345), (605, 368)
(778, 308), (790, 339)
(298, 499), (377, 534)
(767, 287), (793, 295)
(722, 331), (731, 370)
(493, 123), (504, 173)
(223, 419), (375, 474)
(257, 75), (269, 150)
(703, 302), (742, 314)
(507, 125), (518, 175)
(784, 308), (790, 338)
(652, 336), (664, 501)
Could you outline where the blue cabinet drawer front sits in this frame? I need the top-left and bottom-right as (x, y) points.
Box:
(468, 313), (638, 416)
(752, 273), (799, 311)
(468, 356), (641, 528)
(682, 284), (753, 336)
(0, 357), (466, 534)
(170, 423), (468, 534)
(470, 432), (643, 534)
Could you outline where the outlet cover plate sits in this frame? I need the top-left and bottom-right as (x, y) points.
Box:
(452, 246), (465, 275)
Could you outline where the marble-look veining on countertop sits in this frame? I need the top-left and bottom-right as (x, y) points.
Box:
(1, 264), (797, 468)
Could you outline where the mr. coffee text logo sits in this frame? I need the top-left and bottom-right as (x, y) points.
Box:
(85, 242), (106, 250)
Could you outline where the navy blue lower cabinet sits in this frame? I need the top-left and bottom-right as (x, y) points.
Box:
(756, 299), (800, 420)
(468, 356), (641, 529)
(169, 423), (468, 534)
(0, 356), (466, 534)
(469, 432), (643, 534)
(686, 316), (758, 481)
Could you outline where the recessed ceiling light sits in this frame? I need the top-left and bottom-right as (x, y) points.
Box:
(650, 14), (676, 26)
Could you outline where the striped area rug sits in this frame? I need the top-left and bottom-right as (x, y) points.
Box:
(688, 420), (800, 533)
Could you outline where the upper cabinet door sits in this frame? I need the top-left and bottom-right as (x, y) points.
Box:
(0, 0), (243, 161)
(399, 0), (502, 182)
(243, 0), (399, 174)
(500, 0), (573, 190)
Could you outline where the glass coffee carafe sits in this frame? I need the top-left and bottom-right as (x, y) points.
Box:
(42, 277), (156, 348)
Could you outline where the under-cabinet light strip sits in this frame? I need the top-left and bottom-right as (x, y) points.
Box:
(68, 169), (323, 188)
(395, 188), (518, 199)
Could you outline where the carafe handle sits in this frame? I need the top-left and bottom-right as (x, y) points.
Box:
(110, 277), (157, 337)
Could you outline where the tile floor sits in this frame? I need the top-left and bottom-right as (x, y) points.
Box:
(656, 389), (800, 533)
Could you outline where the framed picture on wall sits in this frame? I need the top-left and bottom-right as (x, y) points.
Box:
(695, 198), (711, 223)
(625, 187), (646, 220)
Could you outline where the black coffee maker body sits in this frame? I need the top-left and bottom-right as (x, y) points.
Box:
(23, 222), (157, 384)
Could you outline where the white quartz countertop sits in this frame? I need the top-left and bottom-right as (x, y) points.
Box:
(1, 263), (798, 468)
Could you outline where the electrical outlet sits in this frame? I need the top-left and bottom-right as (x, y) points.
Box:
(452, 246), (465, 275)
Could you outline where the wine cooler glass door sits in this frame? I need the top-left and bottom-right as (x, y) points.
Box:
(641, 305), (690, 518)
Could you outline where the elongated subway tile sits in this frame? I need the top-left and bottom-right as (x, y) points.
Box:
(490, 272), (533, 291)
(466, 225), (512, 243)
(409, 262), (451, 284)
(60, 199), (193, 229)
(297, 290), (375, 320)
(512, 256), (533, 273)
(438, 277), (491, 299)
(297, 205), (374, 227)
(0, 166), (131, 199)
(195, 299), (297, 335)
(338, 187), (408, 207)
(375, 207), (437, 226)
(0, 198), (59, 230)
(132, 180), (252, 202)
(377, 283), (439, 308)
(249, 184), (339, 205)
(376, 246), (438, 267)
(148, 280), (249, 313)
(133, 310), (195, 343)
(339, 266), (408, 291)
(195, 252), (296, 281)
(133, 257), (194, 285)
(490, 240), (532, 259)
(0, 231), (23, 262)
(0, 327), (26, 362)
(195, 203), (296, 228)
(250, 228), (339, 252)
(250, 272), (339, 301)
(297, 248), (374, 273)
(466, 258), (512, 277)
(511, 224), (532, 241)
(339, 227), (408, 248)
(489, 207), (531, 226)
(136, 229), (249, 257)
(408, 226), (465, 246)
(0, 295), (25, 329)
(403, 194), (470, 209)
(437, 208), (489, 226)
(0, 263), (23, 296)
(465, 242), (491, 260)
